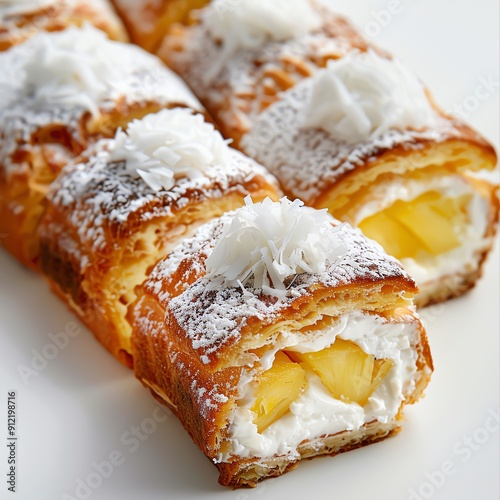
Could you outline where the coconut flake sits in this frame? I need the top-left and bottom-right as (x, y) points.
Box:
(204, 197), (348, 297)
(301, 50), (438, 144)
(202, 0), (322, 82)
(0, 23), (199, 118)
(107, 108), (232, 191)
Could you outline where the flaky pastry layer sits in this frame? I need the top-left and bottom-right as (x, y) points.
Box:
(131, 215), (432, 486)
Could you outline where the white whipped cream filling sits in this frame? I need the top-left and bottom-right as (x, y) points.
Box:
(202, 0), (321, 82)
(354, 175), (490, 285)
(301, 50), (438, 144)
(107, 108), (231, 191)
(223, 312), (419, 460)
(205, 197), (347, 298)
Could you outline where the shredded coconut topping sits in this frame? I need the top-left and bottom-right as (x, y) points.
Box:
(43, 140), (271, 259)
(108, 109), (232, 191)
(161, 5), (371, 129)
(0, 25), (202, 181)
(202, 0), (321, 81)
(0, 24), (199, 117)
(205, 197), (347, 297)
(145, 210), (411, 361)
(301, 50), (437, 143)
(2, 25), (120, 115)
(8, 25), (136, 113)
(242, 75), (456, 203)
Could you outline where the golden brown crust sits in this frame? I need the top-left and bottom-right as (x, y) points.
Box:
(158, 1), (499, 307)
(0, 13), (205, 269)
(159, 7), (378, 147)
(0, 0), (128, 51)
(132, 282), (432, 486)
(217, 420), (401, 487)
(132, 295), (242, 453)
(160, 1), (499, 295)
(112, 0), (209, 52)
(38, 143), (279, 365)
(131, 214), (432, 486)
(0, 101), (184, 270)
(142, 213), (418, 369)
(313, 134), (498, 213)
(1, 117), (90, 269)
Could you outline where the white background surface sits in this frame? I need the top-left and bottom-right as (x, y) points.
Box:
(0, 0), (498, 499)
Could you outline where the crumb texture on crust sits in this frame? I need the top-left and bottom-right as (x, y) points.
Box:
(133, 264), (432, 487)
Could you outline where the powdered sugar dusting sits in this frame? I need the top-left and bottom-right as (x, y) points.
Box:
(0, 0), (122, 47)
(241, 81), (459, 202)
(163, 7), (370, 135)
(146, 211), (411, 361)
(0, 26), (201, 180)
(44, 140), (272, 260)
(133, 302), (239, 424)
(202, 0), (321, 82)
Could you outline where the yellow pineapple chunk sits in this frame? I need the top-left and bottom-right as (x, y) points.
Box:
(359, 211), (421, 259)
(251, 351), (307, 433)
(426, 193), (471, 223)
(387, 192), (461, 254)
(287, 339), (394, 406)
(372, 358), (394, 390)
(359, 191), (470, 259)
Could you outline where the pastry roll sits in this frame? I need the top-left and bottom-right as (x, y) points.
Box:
(242, 52), (499, 307)
(0, 0), (127, 50)
(0, 25), (202, 269)
(161, 0), (499, 306)
(111, 0), (209, 52)
(39, 108), (279, 367)
(159, 0), (374, 146)
(132, 197), (433, 486)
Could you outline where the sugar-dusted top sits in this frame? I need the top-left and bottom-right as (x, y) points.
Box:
(241, 74), (459, 203)
(0, 0), (125, 48)
(0, 25), (199, 117)
(301, 50), (438, 144)
(202, 0), (321, 81)
(108, 108), (231, 192)
(45, 138), (275, 260)
(162, 4), (371, 133)
(145, 201), (412, 363)
(0, 25), (201, 178)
